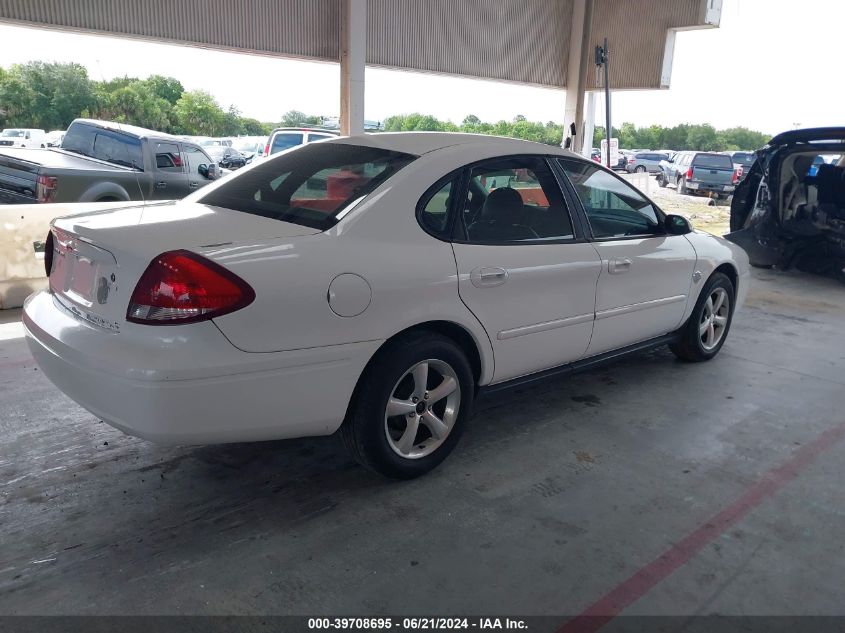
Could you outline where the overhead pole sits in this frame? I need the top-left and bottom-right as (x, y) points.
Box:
(340, 0), (366, 136)
(595, 37), (612, 168)
(562, 0), (594, 155)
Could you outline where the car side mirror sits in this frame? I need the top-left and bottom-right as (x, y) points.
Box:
(198, 163), (208, 178)
(665, 214), (692, 235)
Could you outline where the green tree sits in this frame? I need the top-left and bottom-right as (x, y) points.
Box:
(172, 90), (225, 135)
(279, 109), (321, 127)
(145, 75), (184, 105)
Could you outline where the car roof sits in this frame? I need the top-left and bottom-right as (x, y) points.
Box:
(72, 118), (182, 142)
(328, 132), (577, 158)
(270, 127), (340, 135)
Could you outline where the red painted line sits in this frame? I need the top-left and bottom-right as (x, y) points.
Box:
(559, 420), (845, 633)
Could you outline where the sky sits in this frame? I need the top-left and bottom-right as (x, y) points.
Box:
(0, 0), (841, 135)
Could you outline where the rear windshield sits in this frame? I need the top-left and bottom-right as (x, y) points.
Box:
(197, 142), (417, 231)
(61, 123), (144, 170)
(692, 153), (734, 169)
(270, 133), (304, 154)
(731, 152), (756, 166)
(1, 129), (26, 138)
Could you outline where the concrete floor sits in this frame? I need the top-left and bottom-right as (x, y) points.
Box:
(1, 268), (845, 624)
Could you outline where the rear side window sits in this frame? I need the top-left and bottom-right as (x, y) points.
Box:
(62, 124), (144, 170)
(270, 133), (304, 154)
(197, 143), (416, 230)
(693, 153), (734, 169)
(155, 142), (183, 171)
(732, 152), (756, 166)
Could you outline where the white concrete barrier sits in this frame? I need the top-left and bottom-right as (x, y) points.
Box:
(0, 202), (128, 310)
(619, 171), (651, 196)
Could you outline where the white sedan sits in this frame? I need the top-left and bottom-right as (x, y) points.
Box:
(24, 133), (750, 478)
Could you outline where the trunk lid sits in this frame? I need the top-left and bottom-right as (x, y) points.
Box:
(49, 200), (320, 331)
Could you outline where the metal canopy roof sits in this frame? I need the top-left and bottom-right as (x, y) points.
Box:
(0, 0), (720, 90)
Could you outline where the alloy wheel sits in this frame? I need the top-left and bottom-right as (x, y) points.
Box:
(700, 287), (730, 351)
(384, 359), (461, 459)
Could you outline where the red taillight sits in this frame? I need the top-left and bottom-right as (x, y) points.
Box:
(264, 143), (270, 156)
(732, 169), (740, 184)
(686, 168), (694, 180)
(127, 250), (255, 325)
(36, 175), (58, 203)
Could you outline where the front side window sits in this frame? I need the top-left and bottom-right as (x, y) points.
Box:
(197, 143), (416, 230)
(460, 157), (574, 243)
(182, 146), (214, 176)
(558, 158), (662, 239)
(270, 133), (304, 154)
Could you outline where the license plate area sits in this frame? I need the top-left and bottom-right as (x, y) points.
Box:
(49, 229), (116, 308)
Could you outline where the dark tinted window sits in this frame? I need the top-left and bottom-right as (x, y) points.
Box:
(62, 123), (144, 170)
(155, 142), (183, 171)
(197, 143), (416, 230)
(731, 152), (756, 166)
(461, 156), (574, 243)
(270, 132), (304, 154)
(693, 153), (734, 169)
(418, 178), (455, 238)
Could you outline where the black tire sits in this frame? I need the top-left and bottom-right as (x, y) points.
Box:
(670, 272), (735, 362)
(678, 177), (688, 195)
(635, 165), (647, 173)
(342, 332), (474, 479)
(658, 173), (668, 187)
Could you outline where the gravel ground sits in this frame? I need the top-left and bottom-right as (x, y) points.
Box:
(643, 175), (732, 237)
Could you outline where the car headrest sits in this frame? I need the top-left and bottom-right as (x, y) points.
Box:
(481, 187), (523, 223)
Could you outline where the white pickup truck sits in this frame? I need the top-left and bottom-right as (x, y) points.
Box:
(0, 128), (47, 149)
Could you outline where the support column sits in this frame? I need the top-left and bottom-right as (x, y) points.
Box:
(582, 91), (596, 156)
(340, 0), (366, 136)
(562, 0), (594, 155)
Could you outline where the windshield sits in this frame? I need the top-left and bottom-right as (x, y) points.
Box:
(693, 153), (734, 169)
(197, 142), (416, 230)
(1, 129), (26, 138)
(206, 146), (226, 160)
(61, 123), (144, 170)
(732, 152), (756, 166)
(234, 140), (261, 153)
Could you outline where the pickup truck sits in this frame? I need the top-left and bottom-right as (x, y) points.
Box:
(658, 151), (738, 199)
(0, 119), (220, 205)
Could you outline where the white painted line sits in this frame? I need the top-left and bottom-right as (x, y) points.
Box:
(0, 321), (24, 341)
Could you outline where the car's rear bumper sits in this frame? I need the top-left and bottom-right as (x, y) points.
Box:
(23, 290), (380, 444)
(686, 182), (735, 194)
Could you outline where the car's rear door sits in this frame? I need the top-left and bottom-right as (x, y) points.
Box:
(449, 155), (602, 383)
(150, 141), (188, 200)
(557, 157), (697, 357)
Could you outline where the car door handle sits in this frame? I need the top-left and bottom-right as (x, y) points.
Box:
(470, 267), (509, 288)
(155, 181), (167, 190)
(608, 257), (632, 274)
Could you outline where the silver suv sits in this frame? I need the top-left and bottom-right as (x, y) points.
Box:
(264, 127), (339, 157)
(625, 151), (670, 174)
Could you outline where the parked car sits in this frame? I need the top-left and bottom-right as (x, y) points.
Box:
(206, 145), (247, 169)
(24, 133), (749, 478)
(232, 136), (268, 163)
(727, 151), (757, 182)
(658, 151), (737, 198)
(0, 119), (220, 204)
(728, 127), (845, 279)
(625, 151), (669, 174)
(44, 130), (66, 148)
(264, 127), (339, 157)
(200, 138), (234, 148)
(0, 128), (47, 148)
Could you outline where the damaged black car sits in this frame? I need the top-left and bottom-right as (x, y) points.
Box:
(728, 128), (845, 281)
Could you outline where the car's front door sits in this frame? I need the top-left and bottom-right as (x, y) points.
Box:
(449, 156), (602, 383)
(181, 145), (215, 194)
(557, 158), (697, 356)
(150, 141), (189, 200)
